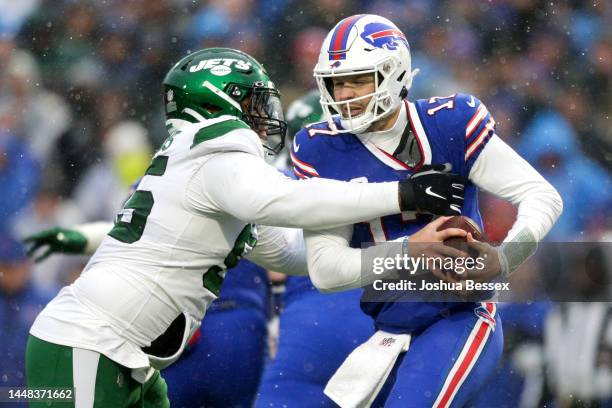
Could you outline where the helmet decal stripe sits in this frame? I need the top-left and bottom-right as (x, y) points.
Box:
(328, 14), (364, 60)
(370, 29), (406, 41)
(202, 80), (243, 112)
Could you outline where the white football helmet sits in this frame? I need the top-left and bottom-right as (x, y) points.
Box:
(314, 14), (419, 133)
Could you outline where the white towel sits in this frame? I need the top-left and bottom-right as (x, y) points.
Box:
(324, 330), (411, 408)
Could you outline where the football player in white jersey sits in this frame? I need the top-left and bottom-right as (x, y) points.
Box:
(25, 47), (468, 407)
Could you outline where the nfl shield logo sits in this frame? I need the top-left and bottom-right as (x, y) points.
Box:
(380, 337), (396, 347)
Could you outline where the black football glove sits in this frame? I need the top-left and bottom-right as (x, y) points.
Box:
(398, 163), (465, 215)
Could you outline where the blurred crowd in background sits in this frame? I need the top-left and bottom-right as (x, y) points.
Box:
(0, 0), (611, 407)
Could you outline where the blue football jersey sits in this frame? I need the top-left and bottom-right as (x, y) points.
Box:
(291, 93), (496, 334)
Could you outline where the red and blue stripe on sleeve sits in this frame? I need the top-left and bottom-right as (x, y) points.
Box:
(464, 98), (496, 167)
(290, 130), (320, 179)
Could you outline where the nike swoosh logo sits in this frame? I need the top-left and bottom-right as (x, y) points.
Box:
(425, 186), (446, 200)
(293, 137), (300, 152)
(450, 204), (462, 214)
(467, 95), (476, 108)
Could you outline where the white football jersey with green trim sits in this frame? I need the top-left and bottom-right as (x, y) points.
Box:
(31, 116), (265, 370)
(31, 112), (403, 371)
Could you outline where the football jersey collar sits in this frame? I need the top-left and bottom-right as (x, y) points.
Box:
(356, 101), (408, 154)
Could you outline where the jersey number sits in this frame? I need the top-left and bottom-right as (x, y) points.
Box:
(427, 94), (456, 116)
(108, 191), (154, 244)
(108, 155), (168, 243)
(203, 224), (258, 296)
(366, 212), (418, 243)
(107, 149), (256, 296)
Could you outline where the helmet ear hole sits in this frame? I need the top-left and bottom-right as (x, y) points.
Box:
(376, 72), (384, 85)
(399, 87), (408, 99)
(397, 71), (406, 82)
(323, 78), (335, 98)
(229, 85), (245, 101)
(201, 103), (222, 114)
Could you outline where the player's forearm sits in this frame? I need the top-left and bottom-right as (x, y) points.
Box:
(201, 152), (400, 229)
(245, 226), (308, 276)
(470, 135), (563, 242)
(73, 222), (114, 254)
(304, 227), (403, 292)
(469, 135), (563, 275)
(249, 177), (400, 230)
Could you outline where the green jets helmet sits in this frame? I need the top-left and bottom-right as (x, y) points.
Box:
(285, 89), (324, 139)
(163, 47), (287, 154)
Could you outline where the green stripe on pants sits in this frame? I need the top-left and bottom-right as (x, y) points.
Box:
(26, 335), (169, 408)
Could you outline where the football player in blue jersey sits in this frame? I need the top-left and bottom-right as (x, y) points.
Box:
(292, 14), (563, 407)
(256, 92), (375, 408)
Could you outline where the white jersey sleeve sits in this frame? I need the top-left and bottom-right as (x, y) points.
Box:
(303, 226), (405, 292)
(74, 222), (113, 254)
(245, 226), (308, 275)
(469, 135), (563, 275)
(469, 135), (563, 242)
(186, 151), (400, 230)
(303, 225), (360, 292)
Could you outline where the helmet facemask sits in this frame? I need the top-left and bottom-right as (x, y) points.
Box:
(241, 82), (287, 155)
(313, 14), (420, 134)
(315, 56), (411, 134)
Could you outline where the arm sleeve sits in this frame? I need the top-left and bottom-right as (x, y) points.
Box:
(245, 226), (308, 276)
(304, 226), (405, 293)
(74, 222), (114, 254)
(469, 135), (563, 243)
(469, 135), (563, 275)
(195, 152), (400, 230)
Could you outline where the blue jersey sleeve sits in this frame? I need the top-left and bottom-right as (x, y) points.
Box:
(420, 93), (496, 176)
(290, 125), (324, 179)
(454, 93), (497, 173)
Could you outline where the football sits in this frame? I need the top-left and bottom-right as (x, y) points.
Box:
(437, 215), (486, 244)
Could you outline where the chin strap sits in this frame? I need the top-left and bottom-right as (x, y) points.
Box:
(404, 68), (420, 95)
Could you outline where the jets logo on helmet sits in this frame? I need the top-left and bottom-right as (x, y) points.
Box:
(314, 14), (420, 134)
(163, 48), (287, 154)
(361, 22), (408, 51)
(188, 58), (253, 73)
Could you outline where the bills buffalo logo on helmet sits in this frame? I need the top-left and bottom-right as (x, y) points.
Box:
(360, 22), (408, 51)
